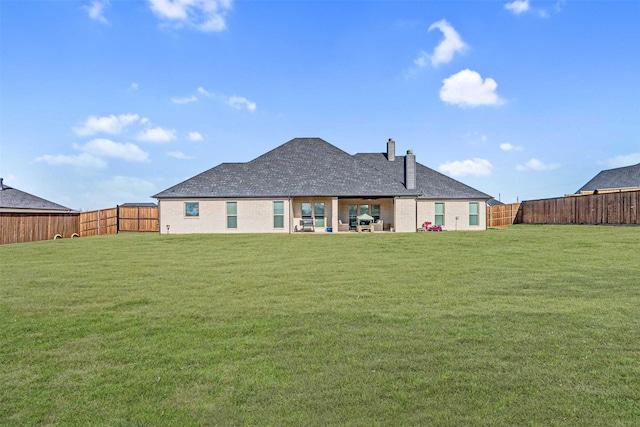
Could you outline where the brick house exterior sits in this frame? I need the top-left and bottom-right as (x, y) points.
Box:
(153, 138), (492, 233)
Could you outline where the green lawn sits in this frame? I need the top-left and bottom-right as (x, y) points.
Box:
(1, 226), (639, 426)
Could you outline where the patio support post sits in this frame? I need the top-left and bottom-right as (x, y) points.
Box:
(331, 197), (338, 232)
(288, 197), (293, 234)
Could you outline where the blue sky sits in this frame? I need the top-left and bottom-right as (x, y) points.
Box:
(1, 0), (638, 210)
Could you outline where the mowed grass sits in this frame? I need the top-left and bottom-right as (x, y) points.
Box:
(1, 226), (639, 426)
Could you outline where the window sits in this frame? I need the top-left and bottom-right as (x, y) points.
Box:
(469, 202), (479, 226)
(273, 201), (284, 229)
(359, 205), (369, 216)
(227, 202), (237, 229)
(435, 203), (444, 227)
(301, 202), (312, 218)
(371, 204), (381, 222)
(185, 202), (199, 217)
(349, 204), (357, 228)
(314, 202), (325, 227)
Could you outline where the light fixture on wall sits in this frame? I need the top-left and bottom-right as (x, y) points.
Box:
(166, 224), (170, 234)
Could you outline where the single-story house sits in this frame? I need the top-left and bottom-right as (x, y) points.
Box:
(0, 178), (79, 244)
(153, 138), (492, 234)
(576, 163), (640, 194)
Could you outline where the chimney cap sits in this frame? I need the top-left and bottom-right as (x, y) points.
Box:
(406, 149), (413, 155)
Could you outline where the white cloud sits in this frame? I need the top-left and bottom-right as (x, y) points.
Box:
(439, 158), (493, 177)
(505, 0), (564, 18)
(505, 0), (530, 15)
(171, 95), (198, 104)
(136, 127), (177, 143)
(35, 153), (107, 169)
(516, 158), (560, 172)
(188, 131), (204, 141)
(228, 96), (256, 112)
(168, 151), (194, 159)
(415, 19), (467, 68)
(197, 86), (212, 96)
(500, 143), (524, 151)
(440, 69), (504, 107)
(74, 113), (140, 136)
(147, 0), (232, 32)
(605, 153), (640, 168)
(84, 0), (110, 24)
(130, 82), (139, 91)
(74, 139), (150, 162)
(196, 87), (255, 111)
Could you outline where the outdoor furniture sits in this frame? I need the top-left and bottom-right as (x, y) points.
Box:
(299, 218), (315, 232)
(373, 219), (383, 232)
(356, 224), (372, 232)
(338, 220), (350, 232)
(356, 213), (375, 232)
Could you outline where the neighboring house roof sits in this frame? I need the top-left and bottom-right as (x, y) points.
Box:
(154, 138), (491, 200)
(0, 179), (75, 212)
(119, 202), (157, 207)
(487, 198), (504, 206)
(576, 163), (640, 193)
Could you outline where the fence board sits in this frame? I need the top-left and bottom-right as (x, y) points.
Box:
(79, 205), (158, 236)
(486, 203), (521, 227)
(487, 191), (639, 227)
(118, 206), (158, 232)
(518, 190), (640, 225)
(0, 213), (79, 245)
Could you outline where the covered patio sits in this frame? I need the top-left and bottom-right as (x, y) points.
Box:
(290, 197), (394, 232)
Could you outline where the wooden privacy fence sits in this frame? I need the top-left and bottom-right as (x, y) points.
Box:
(487, 203), (522, 228)
(79, 205), (158, 237)
(0, 212), (80, 245)
(520, 190), (640, 225)
(1, 205), (158, 244)
(79, 208), (118, 236)
(486, 190), (640, 227)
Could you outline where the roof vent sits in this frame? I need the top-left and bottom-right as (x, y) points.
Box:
(0, 178), (4, 190)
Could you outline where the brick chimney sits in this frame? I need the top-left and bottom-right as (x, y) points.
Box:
(404, 150), (416, 190)
(387, 138), (395, 161)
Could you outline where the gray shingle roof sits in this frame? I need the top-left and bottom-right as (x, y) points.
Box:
(119, 202), (157, 207)
(354, 153), (492, 199)
(154, 138), (491, 200)
(577, 163), (640, 193)
(487, 198), (505, 206)
(0, 181), (74, 211)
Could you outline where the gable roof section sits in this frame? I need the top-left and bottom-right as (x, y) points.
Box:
(0, 183), (74, 212)
(577, 163), (640, 193)
(154, 138), (419, 198)
(354, 153), (492, 199)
